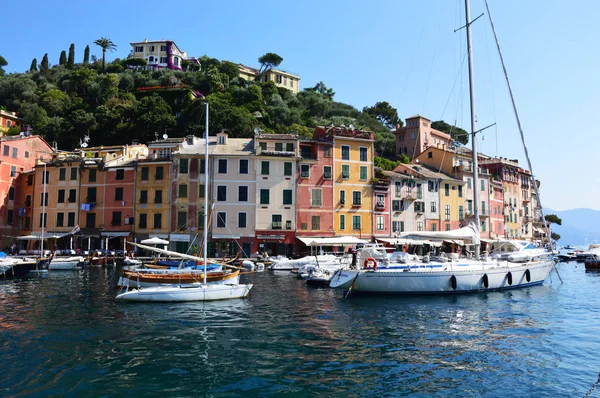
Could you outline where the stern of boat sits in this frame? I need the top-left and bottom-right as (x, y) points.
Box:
(329, 269), (359, 289)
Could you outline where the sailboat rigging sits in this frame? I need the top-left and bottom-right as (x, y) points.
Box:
(329, 0), (557, 295)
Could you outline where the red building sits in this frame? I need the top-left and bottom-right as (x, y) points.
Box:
(296, 138), (335, 253)
(0, 135), (54, 248)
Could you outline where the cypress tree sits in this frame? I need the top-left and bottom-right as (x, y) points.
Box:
(30, 58), (37, 72)
(83, 45), (90, 66)
(40, 53), (49, 71)
(67, 43), (75, 69)
(59, 50), (67, 65)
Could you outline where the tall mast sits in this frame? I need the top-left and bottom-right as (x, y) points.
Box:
(465, 0), (481, 257)
(203, 102), (209, 286)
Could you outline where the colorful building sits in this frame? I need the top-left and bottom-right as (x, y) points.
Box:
(0, 135), (53, 249)
(296, 138), (335, 250)
(314, 126), (375, 240)
(0, 110), (22, 136)
(393, 115), (452, 159)
(372, 169), (391, 240)
(253, 132), (299, 256)
(237, 64), (301, 94)
(128, 39), (198, 70)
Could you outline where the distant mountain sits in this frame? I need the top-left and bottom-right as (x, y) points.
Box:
(544, 208), (600, 246)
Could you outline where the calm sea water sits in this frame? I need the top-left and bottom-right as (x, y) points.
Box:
(0, 262), (598, 397)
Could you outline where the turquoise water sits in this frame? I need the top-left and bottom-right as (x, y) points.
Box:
(0, 263), (598, 397)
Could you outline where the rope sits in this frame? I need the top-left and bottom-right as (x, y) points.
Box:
(584, 372), (600, 398)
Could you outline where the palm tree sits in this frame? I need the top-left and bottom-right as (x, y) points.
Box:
(93, 37), (117, 71)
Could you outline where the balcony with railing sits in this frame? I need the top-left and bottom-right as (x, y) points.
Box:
(372, 178), (390, 191)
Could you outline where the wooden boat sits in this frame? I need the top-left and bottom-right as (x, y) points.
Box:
(118, 269), (240, 288)
(585, 255), (600, 270)
(0, 259), (38, 277)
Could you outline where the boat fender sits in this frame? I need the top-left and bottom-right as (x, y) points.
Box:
(482, 273), (489, 288)
(363, 257), (376, 269)
(507, 271), (513, 286)
(525, 269), (531, 282)
(450, 275), (457, 290)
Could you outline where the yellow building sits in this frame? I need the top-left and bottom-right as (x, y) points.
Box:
(135, 138), (184, 244)
(237, 64), (300, 94)
(313, 126), (374, 238)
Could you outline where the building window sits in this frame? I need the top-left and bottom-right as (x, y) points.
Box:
(153, 214), (162, 229)
(41, 170), (49, 184)
(27, 175), (33, 186)
(352, 215), (361, 230)
(340, 215), (345, 230)
(238, 186), (248, 202)
(468, 200), (473, 214)
(140, 190), (148, 204)
(218, 159), (228, 173)
(340, 190), (346, 205)
(239, 159), (248, 174)
(40, 192), (49, 207)
(238, 212), (247, 228)
(59, 168), (66, 181)
(160, 56), (168, 64)
(177, 211), (187, 230)
(445, 204), (450, 221)
(217, 212), (226, 228)
(431, 223), (437, 231)
(417, 222), (423, 231)
(68, 189), (76, 203)
(275, 143), (283, 151)
(311, 189), (322, 207)
(179, 159), (189, 174)
(135, 46), (143, 52)
(112, 211), (122, 226)
(417, 183), (422, 199)
(283, 189), (292, 205)
(428, 151), (433, 159)
(341, 145), (350, 160)
(458, 185), (463, 198)
(467, 178), (472, 189)
(3, 145), (9, 156)
(179, 184), (188, 199)
(359, 147), (368, 162)
(155, 166), (164, 180)
(216, 186), (226, 201)
(376, 216), (384, 231)
(154, 190), (163, 203)
(139, 214), (147, 229)
(25, 151), (29, 158)
(261, 161), (270, 175)
(376, 194), (385, 208)
(482, 221), (487, 232)
(341, 165), (350, 179)
(140, 167), (149, 181)
(482, 201), (486, 216)
(259, 142), (267, 151)
(272, 214), (282, 230)
(359, 166), (368, 181)
(310, 215), (320, 230)
(67, 212), (75, 227)
(446, 223), (451, 231)
(70, 168), (77, 181)
(260, 189), (270, 205)
(25, 195), (31, 206)
(324, 146), (331, 157)
(89, 169), (96, 182)
(116, 169), (124, 180)
(58, 189), (65, 203)
(199, 184), (205, 199)
(481, 179), (485, 191)
(301, 165), (310, 178)
(39, 213), (48, 228)
(7, 187), (14, 201)
(459, 205), (464, 221)
(352, 191), (361, 206)
(323, 166), (332, 179)
(284, 162), (292, 176)
(445, 184), (450, 196)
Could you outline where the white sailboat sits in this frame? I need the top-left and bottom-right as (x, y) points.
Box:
(116, 103), (253, 302)
(330, 0), (556, 295)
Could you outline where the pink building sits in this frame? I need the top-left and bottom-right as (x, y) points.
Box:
(489, 178), (504, 238)
(296, 139), (335, 252)
(0, 135), (53, 248)
(393, 115), (451, 160)
(372, 170), (391, 239)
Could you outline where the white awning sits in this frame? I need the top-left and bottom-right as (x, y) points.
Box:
(140, 237), (169, 245)
(100, 231), (130, 237)
(307, 236), (369, 246)
(24, 232), (71, 239)
(16, 235), (39, 240)
(297, 236), (319, 246)
(212, 235), (242, 240)
(169, 234), (191, 242)
(377, 237), (442, 246)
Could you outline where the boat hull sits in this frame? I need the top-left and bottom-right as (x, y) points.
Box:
(49, 257), (85, 270)
(1, 261), (38, 277)
(115, 283), (253, 302)
(330, 260), (554, 294)
(117, 270), (240, 287)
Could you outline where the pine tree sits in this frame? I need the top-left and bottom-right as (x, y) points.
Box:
(40, 53), (49, 71)
(67, 43), (75, 69)
(59, 50), (67, 65)
(83, 45), (90, 66)
(30, 58), (37, 72)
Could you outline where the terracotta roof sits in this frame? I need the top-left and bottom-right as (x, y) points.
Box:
(391, 163), (462, 182)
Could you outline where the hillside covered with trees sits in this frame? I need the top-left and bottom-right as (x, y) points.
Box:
(0, 42), (468, 167)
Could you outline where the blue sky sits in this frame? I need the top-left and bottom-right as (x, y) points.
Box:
(1, 0), (597, 210)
